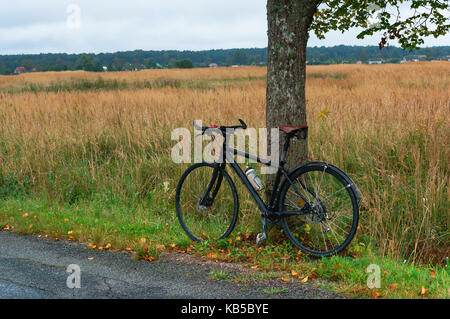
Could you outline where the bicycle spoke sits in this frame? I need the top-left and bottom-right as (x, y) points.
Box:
(316, 165), (327, 200)
(320, 184), (352, 205)
(295, 177), (313, 203)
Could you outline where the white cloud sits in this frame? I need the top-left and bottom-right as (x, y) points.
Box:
(0, 0), (448, 54)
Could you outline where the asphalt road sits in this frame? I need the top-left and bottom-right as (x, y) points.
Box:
(0, 230), (340, 299)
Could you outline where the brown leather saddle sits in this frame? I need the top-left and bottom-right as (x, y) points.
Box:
(278, 125), (308, 134)
(277, 125), (309, 140)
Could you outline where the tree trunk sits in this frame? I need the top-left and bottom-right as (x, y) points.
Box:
(265, 0), (319, 197)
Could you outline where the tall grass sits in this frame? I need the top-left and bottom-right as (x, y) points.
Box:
(0, 64), (448, 265)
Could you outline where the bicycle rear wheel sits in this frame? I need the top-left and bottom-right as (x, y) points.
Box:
(175, 163), (239, 242)
(279, 163), (359, 257)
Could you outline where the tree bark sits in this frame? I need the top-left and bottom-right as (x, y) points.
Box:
(265, 0), (319, 197)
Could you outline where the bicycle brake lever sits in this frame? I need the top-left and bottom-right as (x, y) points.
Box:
(238, 119), (247, 129)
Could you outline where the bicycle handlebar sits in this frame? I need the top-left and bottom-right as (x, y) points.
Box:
(193, 119), (247, 133)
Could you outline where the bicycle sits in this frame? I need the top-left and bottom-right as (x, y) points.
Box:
(175, 119), (360, 257)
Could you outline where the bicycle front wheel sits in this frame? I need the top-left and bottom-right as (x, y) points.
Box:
(175, 163), (239, 242)
(279, 163), (359, 257)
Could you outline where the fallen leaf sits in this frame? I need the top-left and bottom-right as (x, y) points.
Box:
(390, 284), (397, 291)
(228, 239), (233, 244)
(88, 257), (94, 261)
(301, 276), (309, 283)
(105, 243), (111, 249)
(281, 277), (290, 282)
(420, 286), (427, 296)
(207, 253), (218, 259)
(234, 279), (240, 283)
(373, 291), (381, 299)
(140, 238), (147, 244)
(64, 218), (69, 222)
(142, 255), (155, 261)
(251, 265), (258, 269)
(68, 231), (73, 235)
(236, 236), (241, 241)
(22, 213), (29, 218)
(291, 270), (299, 277)
(429, 270), (436, 278)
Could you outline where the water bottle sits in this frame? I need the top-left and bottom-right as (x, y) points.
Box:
(245, 167), (264, 191)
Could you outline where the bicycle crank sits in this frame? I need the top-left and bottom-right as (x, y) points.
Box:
(256, 215), (268, 246)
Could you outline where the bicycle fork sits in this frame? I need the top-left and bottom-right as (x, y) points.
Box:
(199, 163), (224, 209)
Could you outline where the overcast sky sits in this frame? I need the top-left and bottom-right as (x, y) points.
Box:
(1, 0), (449, 55)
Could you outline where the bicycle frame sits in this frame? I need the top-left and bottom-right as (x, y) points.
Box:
(200, 130), (313, 219)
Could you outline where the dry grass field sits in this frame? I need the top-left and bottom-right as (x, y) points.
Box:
(0, 63), (448, 298)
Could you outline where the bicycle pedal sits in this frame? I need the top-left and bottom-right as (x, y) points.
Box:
(256, 233), (267, 246)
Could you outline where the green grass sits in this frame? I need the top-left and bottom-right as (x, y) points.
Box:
(208, 269), (229, 281)
(1, 190), (448, 299)
(306, 72), (348, 80)
(1, 76), (267, 94)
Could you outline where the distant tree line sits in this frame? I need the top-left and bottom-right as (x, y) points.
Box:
(0, 46), (449, 75)
(306, 45), (450, 65)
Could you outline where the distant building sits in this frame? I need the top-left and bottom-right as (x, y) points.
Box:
(447, 56), (450, 62)
(368, 59), (383, 65)
(14, 66), (26, 74)
(402, 55), (427, 63)
(132, 64), (146, 71)
(102, 66), (108, 72)
(209, 63), (218, 68)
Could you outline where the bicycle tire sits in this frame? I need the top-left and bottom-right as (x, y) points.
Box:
(175, 163), (239, 242)
(279, 163), (359, 257)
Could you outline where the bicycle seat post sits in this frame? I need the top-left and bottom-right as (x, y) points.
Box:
(280, 133), (293, 166)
